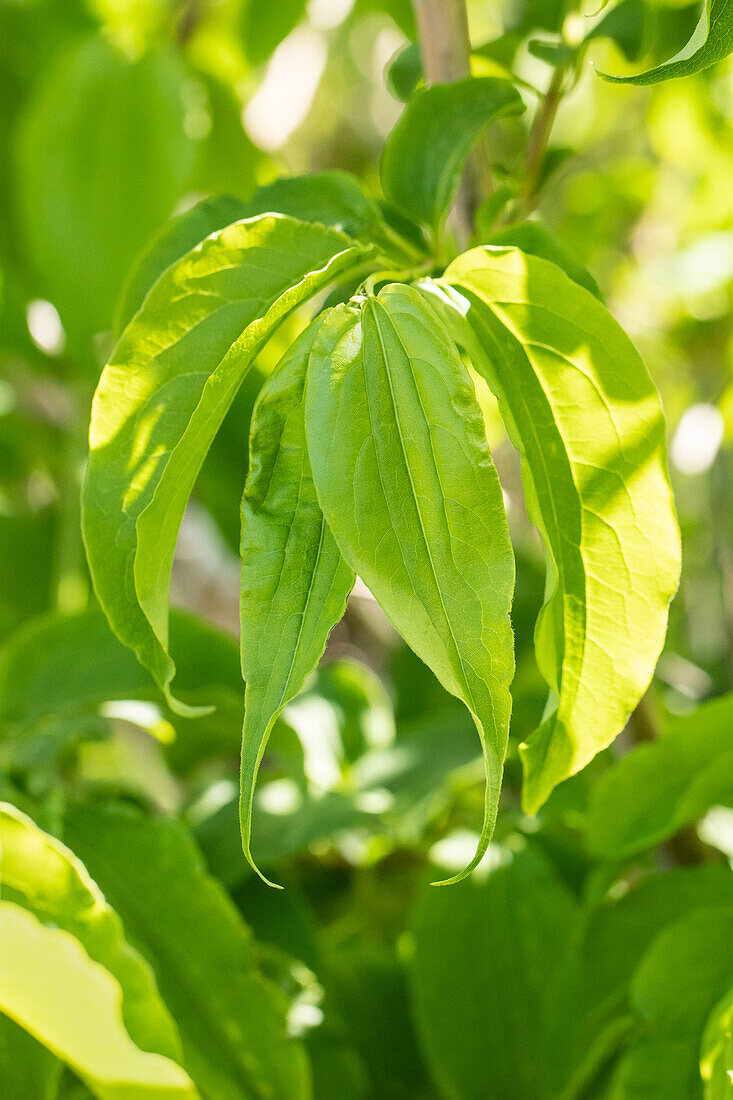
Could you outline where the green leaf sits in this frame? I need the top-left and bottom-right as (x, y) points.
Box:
(599, 0), (733, 83)
(239, 321), (355, 885)
(385, 42), (422, 101)
(380, 77), (525, 234)
(0, 606), (242, 724)
(487, 222), (602, 298)
(440, 246), (680, 812)
(242, 172), (397, 250)
(115, 195), (248, 336)
(0, 803), (197, 1099)
(587, 0), (647, 63)
(609, 907), (733, 1098)
(13, 36), (198, 340)
(0, 1015), (61, 1100)
(64, 804), (311, 1100)
(240, 0), (307, 66)
(544, 864), (733, 1095)
(305, 284), (515, 883)
(701, 988), (733, 1099)
(586, 693), (733, 859)
(409, 842), (577, 1100)
(82, 215), (373, 712)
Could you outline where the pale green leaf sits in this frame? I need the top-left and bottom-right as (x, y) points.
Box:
(0, 907), (199, 1100)
(380, 77), (525, 233)
(13, 36), (198, 340)
(239, 321), (355, 884)
(441, 246), (680, 813)
(64, 804), (311, 1100)
(305, 284), (515, 883)
(609, 907), (733, 1098)
(599, 0), (733, 83)
(486, 222), (602, 298)
(82, 215), (372, 712)
(409, 843), (577, 1100)
(586, 693), (733, 859)
(701, 988), (733, 1099)
(0, 803), (197, 1099)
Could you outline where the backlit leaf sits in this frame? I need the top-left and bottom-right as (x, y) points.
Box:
(82, 216), (373, 712)
(305, 283), (515, 883)
(64, 804), (311, 1100)
(239, 321), (355, 884)
(0, 803), (197, 1099)
(440, 246), (680, 812)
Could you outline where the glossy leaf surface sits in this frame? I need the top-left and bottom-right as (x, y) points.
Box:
(83, 216), (371, 710)
(441, 246), (680, 812)
(306, 283), (515, 882)
(240, 322), (355, 884)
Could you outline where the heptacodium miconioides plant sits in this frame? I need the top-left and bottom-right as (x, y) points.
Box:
(82, 73), (682, 886)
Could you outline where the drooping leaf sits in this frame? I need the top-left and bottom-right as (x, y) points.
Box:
(239, 322), (355, 884)
(586, 692), (733, 859)
(608, 907), (733, 1098)
(64, 803), (311, 1100)
(409, 843), (577, 1100)
(544, 864), (733, 1094)
(440, 246), (680, 813)
(599, 0), (733, 83)
(13, 35), (198, 340)
(82, 215), (373, 712)
(306, 284), (515, 883)
(0, 803), (197, 1099)
(380, 77), (525, 234)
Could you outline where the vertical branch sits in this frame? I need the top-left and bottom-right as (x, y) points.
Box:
(412, 0), (488, 245)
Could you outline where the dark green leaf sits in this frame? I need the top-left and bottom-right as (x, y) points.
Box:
(386, 42), (422, 101)
(306, 284), (515, 882)
(380, 78), (525, 234)
(65, 804), (311, 1100)
(487, 222), (602, 297)
(409, 843), (577, 1100)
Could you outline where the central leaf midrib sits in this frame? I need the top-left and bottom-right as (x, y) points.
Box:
(366, 296), (480, 719)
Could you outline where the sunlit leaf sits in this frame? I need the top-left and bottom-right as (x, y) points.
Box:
(64, 803), (311, 1100)
(440, 246), (680, 812)
(701, 987), (733, 1100)
(83, 215), (373, 712)
(240, 322), (355, 884)
(306, 284), (515, 883)
(0, 803), (197, 1099)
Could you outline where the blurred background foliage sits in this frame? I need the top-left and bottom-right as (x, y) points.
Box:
(1, 0), (733, 1097)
